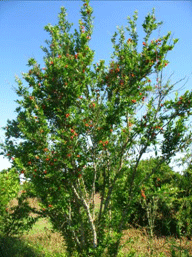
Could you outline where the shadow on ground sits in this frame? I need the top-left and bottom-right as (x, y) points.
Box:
(0, 235), (44, 257)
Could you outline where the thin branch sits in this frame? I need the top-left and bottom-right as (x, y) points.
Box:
(71, 183), (98, 248)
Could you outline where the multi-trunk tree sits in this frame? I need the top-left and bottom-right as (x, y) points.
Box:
(1, 0), (192, 256)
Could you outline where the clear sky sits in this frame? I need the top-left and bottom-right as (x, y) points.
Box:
(0, 1), (192, 173)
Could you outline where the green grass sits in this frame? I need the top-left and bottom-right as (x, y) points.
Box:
(0, 217), (66, 257)
(23, 218), (52, 235)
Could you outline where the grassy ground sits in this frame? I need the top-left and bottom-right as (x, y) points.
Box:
(21, 218), (66, 256)
(1, 219), (191, 257)
(0, 217), (66, 257)
(1, 194), (192, 257)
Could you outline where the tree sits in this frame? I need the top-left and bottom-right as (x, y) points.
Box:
(1, 0), (192, 256)
(175, 163), (192, 239)
(0, 168), (37, 237)
(129, 158), (183, 237)
(122, 158), (176, 231)
(0, 168), (20, 236)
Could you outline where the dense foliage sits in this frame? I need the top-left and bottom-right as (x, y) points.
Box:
(123, 158), (192, 240)
(0, 168), (38, 237)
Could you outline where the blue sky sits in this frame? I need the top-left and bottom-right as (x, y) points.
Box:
(0, 1), (192, 173)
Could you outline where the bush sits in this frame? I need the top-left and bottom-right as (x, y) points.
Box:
(0, 168), (20, 236)
(0, 168), (39, 237)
